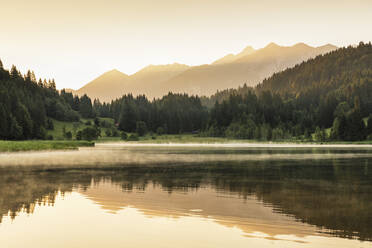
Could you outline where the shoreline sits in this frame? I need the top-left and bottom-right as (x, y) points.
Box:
(2, 138), (372, 153)
(95, 142), (372, 148)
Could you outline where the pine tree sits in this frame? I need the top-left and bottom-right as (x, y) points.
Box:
(10, 65), (19, 79)
(9, 115), (22, 140)
(118, 101), (137, 132)
(366, 115), (372, 137)
(31, 71), (37, 83)
(79, 95), (94, 118)
(0, 105), (8, 139)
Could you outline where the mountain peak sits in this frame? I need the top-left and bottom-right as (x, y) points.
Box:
(77, 68), (130, 97)
(318, 43), (338, 49)
(103, 69), (128, 77)
(212, 45), (256, 65)
(136, 63), (190, 74)
(236, 45), (256, 58)
(293, 42), (312, 49)
(240, 45), (255, 54)
(264, 42), (281, 49)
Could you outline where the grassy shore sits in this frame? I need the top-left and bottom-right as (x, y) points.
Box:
(97, 134), (372, 145)
(138, 134), (240, 144)
(3, 134), (372, 153)
(96, 134), (234, 143)
(0, 140), (94, 152)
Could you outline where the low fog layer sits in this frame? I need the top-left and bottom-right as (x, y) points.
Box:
(1, 144), (372, 168)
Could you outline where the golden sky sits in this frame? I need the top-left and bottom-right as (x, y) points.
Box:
(0, 0), (371, 89)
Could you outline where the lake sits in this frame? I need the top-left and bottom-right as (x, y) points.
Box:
(0, 144), (371, 247)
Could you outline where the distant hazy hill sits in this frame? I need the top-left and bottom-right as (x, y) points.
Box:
(127, 63), (190, 99)
(76, 43), (337, 101)
(76, 69), (130, 101)
(76, 64), (189, 102)
(159, 43), (337, 97)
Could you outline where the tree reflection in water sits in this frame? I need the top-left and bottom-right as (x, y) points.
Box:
(0, 155), (371, 241)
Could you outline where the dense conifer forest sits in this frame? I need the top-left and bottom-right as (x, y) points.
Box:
(1, 42), (371, 141)
(94, 93), (208, 134)
(0, 62), (94, 140)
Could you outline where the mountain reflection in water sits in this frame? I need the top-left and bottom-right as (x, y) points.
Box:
(0, 146), (371, 247)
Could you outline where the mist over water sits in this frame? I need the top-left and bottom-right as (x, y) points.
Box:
(2, 143), (372, 168)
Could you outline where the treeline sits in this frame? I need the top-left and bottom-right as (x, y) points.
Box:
(205, 42), (372, 141)
(200, 84), (253, 109)
(0, 61), (96, 140)
(205, 89), (371, 141)
(93, 93), (208, 134)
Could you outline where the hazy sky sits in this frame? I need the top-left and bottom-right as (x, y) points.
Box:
(1, 0), (371, 89)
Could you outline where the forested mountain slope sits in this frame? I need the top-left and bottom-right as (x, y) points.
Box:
(0, 61), (95, 140)
(205, 42), (372, 141)
(258, 42), (372, 98)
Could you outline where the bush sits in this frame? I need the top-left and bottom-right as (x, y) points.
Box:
(100, 120), (112, 128)
(225, 122), (255, 139)
(46, 119), (54, 130)
(260, 124), (272, 141)
(100, 120), (107, 128)
(314, 127), (327, 142)
(76, 131), (82, 140)
(36, 127), (47, 140)
(65, 109), (80, 122)
(94, 117), (100, 127)
(204, 124), (223, 137)
(46, 134), (54, 140)
(128, 133), (139, 141)
(85, 120), (91, 126)
(121, 132), (128, 140)
(105, 129), (112, 137)
(79, 127), (100, 141)
(111, 128), (119, 137)
(156, 127), (165, 135)
(65, 131), (72, 140)
(271, 128), (284, 141)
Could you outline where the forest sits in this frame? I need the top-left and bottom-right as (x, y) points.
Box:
(0, 42), (371, 142)
(0, 61), (96, 140)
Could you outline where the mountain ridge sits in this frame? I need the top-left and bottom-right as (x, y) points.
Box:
(75, 42), (337, 101)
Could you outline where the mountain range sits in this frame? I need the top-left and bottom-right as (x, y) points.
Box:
(75, 42), (337, 101)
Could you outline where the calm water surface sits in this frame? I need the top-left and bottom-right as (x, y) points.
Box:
(0, 145), (372, 247)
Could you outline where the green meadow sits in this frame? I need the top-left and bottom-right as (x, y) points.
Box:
(47, 117), (116, 140)
(0, 140), (94, 152)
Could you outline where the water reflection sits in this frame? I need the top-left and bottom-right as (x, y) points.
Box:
(0, 146), (372, 247)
